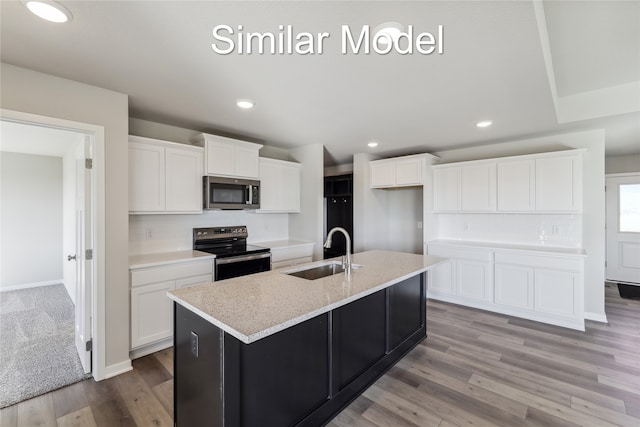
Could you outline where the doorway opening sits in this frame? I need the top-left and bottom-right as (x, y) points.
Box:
(605, 173), (640, 298)
(0, 112), (103, 407)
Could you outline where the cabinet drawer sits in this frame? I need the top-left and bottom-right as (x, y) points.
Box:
(494, 252), (582, 272)
(427, 245), (493, 262)
(270, 246), (314, 263)
(131, 260), (214, 287)
(176, 274), (213, 289)
(273, 257), (313, 270)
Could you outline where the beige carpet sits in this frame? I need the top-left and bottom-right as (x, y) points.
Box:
(0, 284), (90, 408)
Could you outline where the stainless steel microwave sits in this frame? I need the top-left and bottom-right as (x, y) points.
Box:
(203, 176), (260, 210)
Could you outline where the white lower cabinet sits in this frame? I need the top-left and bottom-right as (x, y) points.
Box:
(131, 280), (174, 349)
(427, 243), (585, 330)
(427, 245), (493, 302)
(494, 264), (534, 310)
(130, 259), (213, 357)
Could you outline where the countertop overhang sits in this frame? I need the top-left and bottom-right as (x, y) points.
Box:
(168, 250), (445, 344)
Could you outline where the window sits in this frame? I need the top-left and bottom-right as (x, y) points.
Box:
(619, 183), (640, 233)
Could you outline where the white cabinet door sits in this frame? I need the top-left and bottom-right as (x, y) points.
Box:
(258, 158), (301, 213)
(428, 260), (455, 294)
(131, 280), (174, 348)
(535, 155), (582, 211)
(235, 144), (260, 179)
(461, 163), (496, 211)
(258, 159), (280, 211)
(205, 139), (236, 177)
(495, 264), (534, 310)
(433, 167), (461, 211)
(497, 159), (535, 211)
(202, 136), (261, 179)
(396, 157), (423, 186)
(280, 163), (301, 212)
(165, 147), (203, 212)
(129, 141), (165, 212)
(534, 269), (577, 317)
(370, 160), (396, 188)
(457, 259), (492, 301)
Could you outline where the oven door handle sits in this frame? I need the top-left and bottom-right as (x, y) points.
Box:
(216, 252), (271, 265)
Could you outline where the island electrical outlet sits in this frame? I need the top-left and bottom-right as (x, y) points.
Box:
(190, 331), (199, 358)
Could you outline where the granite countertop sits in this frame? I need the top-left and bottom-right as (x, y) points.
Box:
(251, 240), (315, 249)
(129, 250), (215, 269)
(168, 250), (444, 344)
(425, 239), (587, 257)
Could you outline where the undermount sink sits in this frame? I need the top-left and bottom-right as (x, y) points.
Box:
(285, 261), (362, 280)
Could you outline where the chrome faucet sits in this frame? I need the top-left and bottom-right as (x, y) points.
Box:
(324, 227), (352, 276)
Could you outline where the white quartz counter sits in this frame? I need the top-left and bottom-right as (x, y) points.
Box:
(129, 250), (215, 269)
(168, 250), (444, 344)
(425, 239), (587, 257)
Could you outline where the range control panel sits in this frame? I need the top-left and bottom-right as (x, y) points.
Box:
(194, 226), (248, 241)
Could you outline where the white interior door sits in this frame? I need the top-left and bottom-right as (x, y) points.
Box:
(606, 174), (640, 284)
(75, 137), (92, 373)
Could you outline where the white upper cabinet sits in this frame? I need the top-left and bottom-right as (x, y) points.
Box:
(193, 133), (262, 179)
(370, 155), (424, 188)
(129, 140), (165, 212)
(433, 150), (584, 213)
(129, 136), (203, 214)
(433, 166), (461, 211)
(370, 160), (396, 188)
(497, 159), (535, 211)
(461, 162), (496, 211)
(257, 157), (301, 213)
(535, 154), (582, 212)
(165, 147), (203, 212)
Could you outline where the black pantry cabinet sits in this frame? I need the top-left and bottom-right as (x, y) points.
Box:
(174, 273), (426, 427)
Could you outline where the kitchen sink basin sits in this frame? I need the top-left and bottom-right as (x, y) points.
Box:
(285, 261), (362, 280)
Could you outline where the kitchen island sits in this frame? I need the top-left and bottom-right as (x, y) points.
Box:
(168, 250), (444, 427)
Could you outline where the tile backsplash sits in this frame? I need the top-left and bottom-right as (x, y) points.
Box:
(436, 213), (583, 248)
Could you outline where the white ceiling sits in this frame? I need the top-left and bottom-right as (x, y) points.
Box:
(0, 1), (638, 165)
(0, 120), (83, 157)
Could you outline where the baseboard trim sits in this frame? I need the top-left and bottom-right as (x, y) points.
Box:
(0, 280), (63, 292)
(584, 312), (608, 323)
(103, 359), (133, 379)
(130, 339), (172, 360)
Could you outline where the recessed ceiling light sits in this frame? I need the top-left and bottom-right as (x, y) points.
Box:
(368, 141), (379, 148)
(476, 120), (493, 128)
(373, 22), (404, 46)
(236, 100), (255, 109)
(23, 0), (72, 23)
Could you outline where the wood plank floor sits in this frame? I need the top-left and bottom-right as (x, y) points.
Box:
(1, 283), (638, 426)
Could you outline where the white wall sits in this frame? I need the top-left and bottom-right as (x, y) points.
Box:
(129, 212), (289, 255)
(1, 152), (63, 290)
(353, 153), (388, 253)
(1, 63), (130, 374)
(289, 144), (325, 260)
(387, 188), (423, 253)
(432, 129), (606, 321)
(605, 154), (640, 174)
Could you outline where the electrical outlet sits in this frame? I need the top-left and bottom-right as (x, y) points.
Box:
(417, 221), (423, 229)
(145, 228), (154, 240)
(190, 331), (199, 358)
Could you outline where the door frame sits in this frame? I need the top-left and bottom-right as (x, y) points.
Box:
(1, 108), (106, 380)
(605, 172), (640, 284)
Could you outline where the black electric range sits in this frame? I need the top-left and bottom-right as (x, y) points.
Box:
(193, 226), (271, 280)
